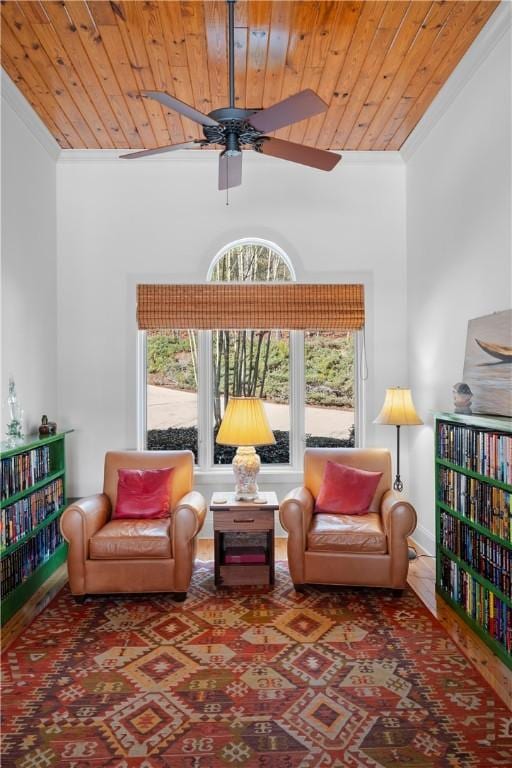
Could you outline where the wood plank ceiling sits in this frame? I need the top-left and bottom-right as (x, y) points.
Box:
(0, 1), (500, 151)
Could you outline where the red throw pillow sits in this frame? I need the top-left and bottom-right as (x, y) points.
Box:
(113, 467), (174, 520)
(314, 461), (382, 515)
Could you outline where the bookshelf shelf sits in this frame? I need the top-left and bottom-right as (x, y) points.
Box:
(0, 542), (68, 624)
(0, 505), (67, 557)
(436, 457), (511, 492)
(0, 469), (65, 510)
(435, 413), (511, 669)
(1, 432), (71, 626)
(439, 545), (511, 608)
(437, 501), (512, 550)
(436, 584), (512, 669)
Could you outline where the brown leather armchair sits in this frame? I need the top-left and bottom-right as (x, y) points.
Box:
(60, 450), (206, 601)
(280, 448), (417, 592)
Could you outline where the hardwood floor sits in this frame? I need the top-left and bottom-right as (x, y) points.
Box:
(2, 539), (510, 708)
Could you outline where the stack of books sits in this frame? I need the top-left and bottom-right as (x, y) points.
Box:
(224, 546), (267, 564)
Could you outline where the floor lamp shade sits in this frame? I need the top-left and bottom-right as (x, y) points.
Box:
(374, 387), (422, 494)
(216, 397), (275, 501)
(374, 387), (423, 427)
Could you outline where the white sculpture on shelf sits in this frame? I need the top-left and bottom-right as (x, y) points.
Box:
(6, 376), (24, 444)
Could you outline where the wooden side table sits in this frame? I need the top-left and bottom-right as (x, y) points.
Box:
(210, 492), (279, 587)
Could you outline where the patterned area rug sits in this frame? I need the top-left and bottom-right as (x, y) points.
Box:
(2, 562), (511, 767)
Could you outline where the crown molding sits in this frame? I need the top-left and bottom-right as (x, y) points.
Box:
(58, 148), (404, 165)
(401, 1), (511, 161)
(1, 70), (60, 161)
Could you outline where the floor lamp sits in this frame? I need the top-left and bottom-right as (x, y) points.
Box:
(374, 387), (423, 559)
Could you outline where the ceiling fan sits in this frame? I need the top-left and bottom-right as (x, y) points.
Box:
(120, 0), (341, 189)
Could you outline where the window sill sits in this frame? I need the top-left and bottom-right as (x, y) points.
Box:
(194, 467), (303, 487)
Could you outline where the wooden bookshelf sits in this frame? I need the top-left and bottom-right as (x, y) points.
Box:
(434, 412), (511, 669)
(1, 431), (71, 625)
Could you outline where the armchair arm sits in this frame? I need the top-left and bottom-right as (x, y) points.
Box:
(279, 487), (314, 586)
(380, 490), (417, 588)
(60, 494), (111, 594)
(381, 491), (417, 540)
(172, 491), (207, 591)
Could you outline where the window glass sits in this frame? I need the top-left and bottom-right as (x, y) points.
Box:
(305, 331), (356, 448)
(146, 330), (199, 460)
(213, 329), (290, 465)
(210, 243), (292, 465)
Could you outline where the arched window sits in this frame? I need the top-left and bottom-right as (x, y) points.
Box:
(208, 238), (295, 283)
(143, 239), (356, 469)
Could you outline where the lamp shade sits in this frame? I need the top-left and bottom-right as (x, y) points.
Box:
(216, 397), (276, 447)
(374, 387), (423, 426)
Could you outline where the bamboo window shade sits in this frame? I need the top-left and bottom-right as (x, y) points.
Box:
(137, 284), (364, 331)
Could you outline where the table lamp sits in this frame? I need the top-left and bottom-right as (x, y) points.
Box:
(374, 386), (423, 492)
(216, 396), (275, 501)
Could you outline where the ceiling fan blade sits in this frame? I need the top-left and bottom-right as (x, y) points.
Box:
(250, 89), (327, 133)
(143, 91), (219, 128)
(258, 137), (341, 171)
(120, 141), (205, 159)
(219, 152), (242, 190)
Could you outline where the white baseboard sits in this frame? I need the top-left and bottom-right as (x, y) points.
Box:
(410, 524), (435, 556)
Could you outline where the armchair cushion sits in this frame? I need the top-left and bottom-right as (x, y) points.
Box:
(89, 519), (172, 559)
(113, 467), (173, 520)
(307, 512), (387, 554)
(314, 461), (382, 515)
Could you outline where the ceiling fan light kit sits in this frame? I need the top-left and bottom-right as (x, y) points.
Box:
(120, 0), (341, 191)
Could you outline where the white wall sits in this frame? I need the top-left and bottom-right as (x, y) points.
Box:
(1, 89), (58, 436)
(57, 152), (407, 529)
(406, 29), (511, 552)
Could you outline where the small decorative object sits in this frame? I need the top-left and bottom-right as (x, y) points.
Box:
(39, 415), (57, 436)
(6, 377), (24, 443)
(374, 386), (423, 493)
(462, 309), (512, 417)
(216, 396), (275, 501)
(452, 383), (473, 414)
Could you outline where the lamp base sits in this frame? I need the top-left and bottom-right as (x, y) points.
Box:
(393, 475), (403, 493)
(232, 446), (260, 501)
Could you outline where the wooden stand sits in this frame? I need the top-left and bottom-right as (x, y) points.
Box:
(211, 492), (278, 587)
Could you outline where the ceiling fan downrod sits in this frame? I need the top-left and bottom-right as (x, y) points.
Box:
(228, 0), (236, 110)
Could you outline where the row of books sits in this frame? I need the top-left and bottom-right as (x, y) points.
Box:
(438, 467), (511, 542)
(440, 554), (511, 652)
(1, 445), (52, 501)
(0, 520), (62, 599)
(441, 512), (511, 599)
(437, 422), (512, 485)
(1, 478), (64, 550)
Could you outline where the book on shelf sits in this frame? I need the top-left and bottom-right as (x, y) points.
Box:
(1, 445), (52, 500)
(438, 466), (511, 541)
(1, 477), (64, 549)
(224, 546), (267, 564)
(440, 511), (511, 598)
(440, 553), (511, 653)
(0, 520), (63, 599)
(438, 421), (512, 484)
